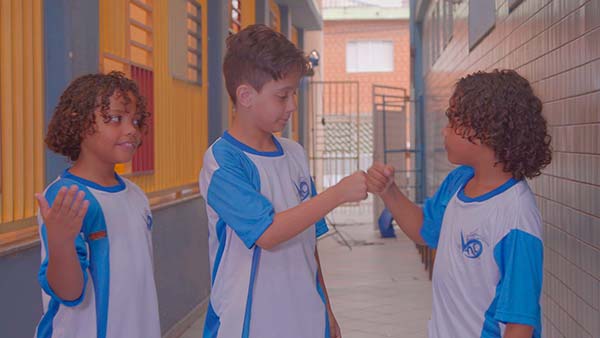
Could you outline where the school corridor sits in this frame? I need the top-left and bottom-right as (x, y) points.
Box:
(1, 0), (599, 337)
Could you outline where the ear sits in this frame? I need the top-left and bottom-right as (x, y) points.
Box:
(236, 84), (256, 108)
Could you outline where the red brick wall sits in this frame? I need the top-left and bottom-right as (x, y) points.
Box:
(323, 19), (411, 114)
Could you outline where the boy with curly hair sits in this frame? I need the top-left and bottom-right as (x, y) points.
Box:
(367, 69), (551, 338)
(34, 71), (160, 338)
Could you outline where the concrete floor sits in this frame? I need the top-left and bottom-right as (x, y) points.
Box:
(179, 223), (432, 338)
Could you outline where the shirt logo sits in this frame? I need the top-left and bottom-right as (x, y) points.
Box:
(144, 209), (153, 231)
(461, 231), (484, 259)
(294, 178), (310, 201)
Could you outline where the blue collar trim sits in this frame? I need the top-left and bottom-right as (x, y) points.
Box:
(457, 175), (519, 203)
(222, 131), (284, 157)
(62, 169), (126, 193)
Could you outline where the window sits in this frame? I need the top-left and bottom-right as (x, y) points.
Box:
(509, 0), (524, 12)
(129, 0), (154, 68)
(441, 0), (447, 48)
(105, 0), (156, 175)
(468, 0), (495, 50)
(0, 65), (2, 196)
(291, 26), (299, 47)
(429, 0), (455, 66)
(230, 0), (242, 34)
(130, 66), (155, 174)
(346, 41), (394, 73)
(186, 1), (202, 83)
(423, 16), (431, 69)
(0, 2), (46, 228)
(433, 1), (439, 62)
(129, 0), (155, 173)
(0, 10), (2, 214)
(269, 0), (280, 32)
(169, 0), (203, 85)
(443, 0), (454, 47)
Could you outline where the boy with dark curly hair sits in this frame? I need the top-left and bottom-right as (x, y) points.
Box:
(367, 69), (551, 338)
(34, 71), (160, 338)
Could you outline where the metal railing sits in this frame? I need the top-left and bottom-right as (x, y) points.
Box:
(0, 183), (201, 257)
(372, 84), (420, 201)
(322, 0), (410, 9)
(308, 81), (361, 194)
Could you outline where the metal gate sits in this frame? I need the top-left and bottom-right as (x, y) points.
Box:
(308, 81), (359, 190)
(307, 82), (421, 228)
(372, 85), (420, 205)
(308, 81), (373, 226)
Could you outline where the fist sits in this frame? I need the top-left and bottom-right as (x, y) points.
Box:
(367, 162), (395, 195)
(336, 171), (368, 203)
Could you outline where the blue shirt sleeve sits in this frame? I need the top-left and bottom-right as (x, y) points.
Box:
(420, 166), (473, 248)
(493, 229), (543, 330)
(207, 148), (275, 249)
(310, 178), (329, 238)
(38, 180), (93, 307)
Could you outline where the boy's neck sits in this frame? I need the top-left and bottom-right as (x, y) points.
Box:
(471, 163), (513, 184)
(70, 155), (119, 187)
(465, 160), (515, 197)
(228, 120), (277, 152)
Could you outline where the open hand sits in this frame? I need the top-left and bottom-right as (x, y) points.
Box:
(36, 185), (90, 246)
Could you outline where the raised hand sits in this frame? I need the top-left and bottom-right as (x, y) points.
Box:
(36, 185), (90, 246)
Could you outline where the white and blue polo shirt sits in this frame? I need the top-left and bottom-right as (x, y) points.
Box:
(35, 170), (160, 338)
(199, 131), (330, 338)
(421, 166), (543, 338)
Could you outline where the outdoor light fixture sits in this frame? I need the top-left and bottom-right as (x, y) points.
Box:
(306, 49), (320, 77)
(309, 49), (320, 67)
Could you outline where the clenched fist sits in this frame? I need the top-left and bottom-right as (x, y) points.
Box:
(366, 162), (395, 195)
(334, 171), (368, 203)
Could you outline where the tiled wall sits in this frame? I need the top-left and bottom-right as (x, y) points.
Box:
(419, 0), (600, 337)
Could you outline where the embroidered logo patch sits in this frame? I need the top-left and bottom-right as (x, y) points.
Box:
(144, 209), (153, 230)
(461, 231), (484, 259)
(294, 178), (310, 201)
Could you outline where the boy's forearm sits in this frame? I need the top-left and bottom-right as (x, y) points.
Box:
(46, 242), (84, 301)
(504, 323), (534, 338)
(380, 183), (426, 245)
(256, 186), (344, 250)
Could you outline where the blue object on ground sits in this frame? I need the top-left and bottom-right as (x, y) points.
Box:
(378, 208), (396, 238)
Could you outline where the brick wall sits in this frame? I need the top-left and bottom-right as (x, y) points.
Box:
(323, 19), (411, 114)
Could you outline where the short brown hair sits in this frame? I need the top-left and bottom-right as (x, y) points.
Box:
(446, 69), (552, 179)
(223, 24), (309, 104)
(45, 71), (149, 161)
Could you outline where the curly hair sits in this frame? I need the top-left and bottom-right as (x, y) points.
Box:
(223, 24), (309, 104)
(45, 71), (149, 161)
(446, 69), (552, 179)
